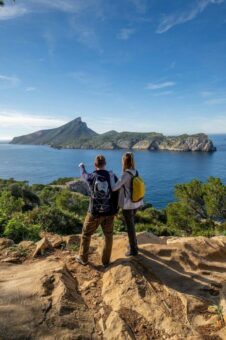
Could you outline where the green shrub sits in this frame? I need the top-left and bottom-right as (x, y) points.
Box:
(136, 207), (166, 224)
(29, 206), (82, 235)
(3, 213), (41, 243)
(55, 190), (89, 217)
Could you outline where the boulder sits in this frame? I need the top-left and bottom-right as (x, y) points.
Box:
(66, 179), (90, 196)
(46, 234), (64, 248)
(33, 237), (53, 257)
(104, 311), (134, 340)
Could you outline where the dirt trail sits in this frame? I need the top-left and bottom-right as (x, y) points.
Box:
(0, 233), (226, 339)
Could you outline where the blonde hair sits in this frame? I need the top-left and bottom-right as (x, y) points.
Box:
(122, 152), (135, 172)
(94, 154), (106, 168)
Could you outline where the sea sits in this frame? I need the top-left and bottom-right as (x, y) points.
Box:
(0, 135), (225, 209)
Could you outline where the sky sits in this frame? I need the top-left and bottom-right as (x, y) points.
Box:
(1, 0), (226, 140)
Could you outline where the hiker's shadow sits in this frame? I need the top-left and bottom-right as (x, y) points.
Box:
(108, 248), (222, 304)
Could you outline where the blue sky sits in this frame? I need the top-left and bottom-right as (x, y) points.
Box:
(1, 0), (226, 139)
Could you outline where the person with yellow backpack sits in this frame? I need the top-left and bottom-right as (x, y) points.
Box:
(111, 152), (145, 256)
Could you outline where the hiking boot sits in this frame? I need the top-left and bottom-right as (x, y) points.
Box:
(75, 255), (88, 266)
(125, 250), (138, 257)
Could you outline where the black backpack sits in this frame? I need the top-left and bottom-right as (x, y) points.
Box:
(90, 170), (117, 215)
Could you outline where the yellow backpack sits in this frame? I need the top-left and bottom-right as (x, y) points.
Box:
(127, 170), (145, 202)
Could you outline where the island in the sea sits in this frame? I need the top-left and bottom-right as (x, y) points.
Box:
(10, 117), (216, 152)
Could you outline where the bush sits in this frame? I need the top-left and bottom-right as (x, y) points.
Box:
(37, 186), (60, 206)
(136, 207), (166, 224)
(29, 206), (82, 235)
(55, 190), (89, 217)
(3, 213), (41, 243)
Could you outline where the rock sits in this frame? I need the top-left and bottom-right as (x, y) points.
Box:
(137, 231), (166, 245)
(1, 233), (226, 339)
(80, 279), (96, 292)
(104, 311), (134, 340)
(0, 258), (95, 339)
(116, 140), (133, 149)
(66, 179), (90, 195)
(132, 134), (216, 152)
(101, 142), (117, 150)
(33, 237), (53, 257)
(98, 318), (105, 333)
(158, 134), (216, 152)
(0, 238), (14, 250)
(63, 235), (80, 247)
(18, 240), (35, 249)
(99, 307), (105, 316)
(102, 235), (226, 339)
(47, 235), (64, 248)
(1, 256), (21, 264)
(132, 139), (153, 150)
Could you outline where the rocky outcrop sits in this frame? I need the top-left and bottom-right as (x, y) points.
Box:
(1, 233), (225, 339)
(157, 134), (216, 152)
(0, 258), (94, 339)
(33, 236), (53, 257)
(132, 134), (216, 152)
(66, 179), (90, 195)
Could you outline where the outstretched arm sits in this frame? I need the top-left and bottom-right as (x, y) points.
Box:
(79, 163), (93, 183)
(110, 172), (128, 191)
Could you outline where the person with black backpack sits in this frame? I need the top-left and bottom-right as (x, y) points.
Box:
(75, 155), (118, 267)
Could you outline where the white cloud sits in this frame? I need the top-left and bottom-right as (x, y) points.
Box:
(117, 28), (136, 40)
(0, 4), (28, 20)
(146, 81), (175, 90)
(0, 110), (67, 130)
(156, 0), (224, 34)
(0, 74), (20, 87)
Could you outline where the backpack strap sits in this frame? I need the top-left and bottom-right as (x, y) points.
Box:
(126, 169), (138, 177)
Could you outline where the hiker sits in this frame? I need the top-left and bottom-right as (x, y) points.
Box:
(111, 152), (145, 256)
(75, 155), (118, 267)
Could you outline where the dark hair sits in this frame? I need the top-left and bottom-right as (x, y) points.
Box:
(122, 152), (135, 172)
(94, 154), (106, 168)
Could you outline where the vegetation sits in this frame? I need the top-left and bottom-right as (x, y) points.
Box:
(0, 178), (88, 243)
(0, 176), (225, 243)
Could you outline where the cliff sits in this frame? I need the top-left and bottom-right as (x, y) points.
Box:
(10, 117), (216, 152)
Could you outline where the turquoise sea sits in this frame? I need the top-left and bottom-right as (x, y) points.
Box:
(0, 135), (225, 208)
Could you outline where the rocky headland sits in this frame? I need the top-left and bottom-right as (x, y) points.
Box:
(10, 117), (216, 152)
